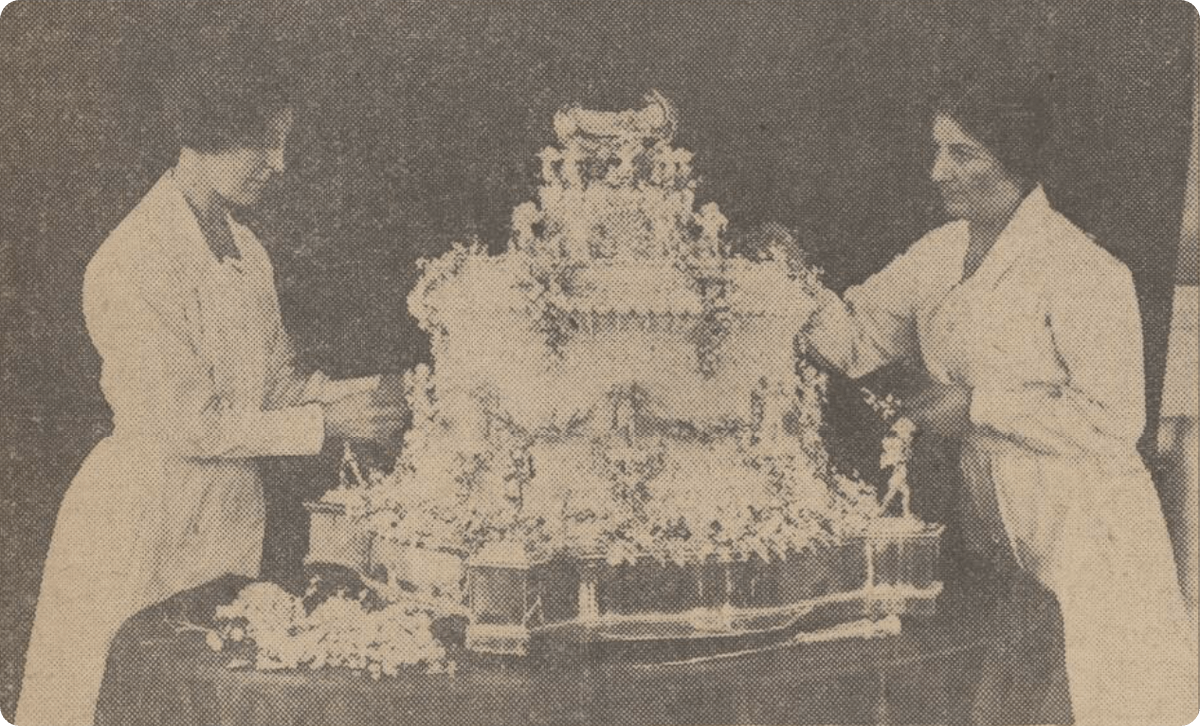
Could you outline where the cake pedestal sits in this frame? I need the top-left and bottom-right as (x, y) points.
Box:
(305, 502), (943, 658)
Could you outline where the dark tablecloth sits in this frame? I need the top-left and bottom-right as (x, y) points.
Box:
(94, 567), (1069, 726)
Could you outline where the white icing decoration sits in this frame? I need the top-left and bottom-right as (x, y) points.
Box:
(327, 94), (903, 565)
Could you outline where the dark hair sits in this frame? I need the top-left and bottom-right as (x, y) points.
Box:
(933, 70), (1054, 186)
(162, 45), (297, 153)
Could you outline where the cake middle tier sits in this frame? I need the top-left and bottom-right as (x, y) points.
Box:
(435, 309), (808, 431)
(418, 256), (819, 433)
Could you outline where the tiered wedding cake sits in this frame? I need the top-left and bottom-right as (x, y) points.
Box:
(311, 92), (941, 655)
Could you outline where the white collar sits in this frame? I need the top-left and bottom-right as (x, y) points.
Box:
(159, 168), (247, 270)
(964, 185), (1055, 289)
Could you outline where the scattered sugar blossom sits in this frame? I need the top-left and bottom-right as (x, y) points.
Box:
(211, 581), (449, 678)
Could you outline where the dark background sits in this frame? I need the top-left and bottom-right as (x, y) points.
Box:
(0, 0), (1194, 716)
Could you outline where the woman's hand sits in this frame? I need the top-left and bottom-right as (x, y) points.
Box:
(798, 283), (850, 374)
(908, 379), (973, 440)
(322, 388), (406, 445)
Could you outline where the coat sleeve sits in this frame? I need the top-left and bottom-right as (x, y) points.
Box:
(803, 235), (936, 379)
(970, 258), (1147, 456)
(84, 254), (326, 458)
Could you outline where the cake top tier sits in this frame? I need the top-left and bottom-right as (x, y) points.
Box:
(514, 91), (727, 259)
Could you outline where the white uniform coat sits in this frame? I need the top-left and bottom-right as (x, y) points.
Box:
(17, 169), (375, 726)
(808, 187), (1197, 725)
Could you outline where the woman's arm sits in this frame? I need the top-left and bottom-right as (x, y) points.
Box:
(84, 258), (326, 458)
(969, 259), (1147, 456)
(803, 234), (940, 379)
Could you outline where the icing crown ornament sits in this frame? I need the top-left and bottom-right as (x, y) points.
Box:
(553, 89), (679, 146)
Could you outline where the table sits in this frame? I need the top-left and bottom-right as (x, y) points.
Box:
(94, 566), (1070, 726)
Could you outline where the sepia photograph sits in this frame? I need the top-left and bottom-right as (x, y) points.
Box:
(1, 0), (1197, 724)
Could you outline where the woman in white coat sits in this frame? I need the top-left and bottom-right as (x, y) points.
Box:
(805, 76), (1198, 725)
(17, 56), (406, 726)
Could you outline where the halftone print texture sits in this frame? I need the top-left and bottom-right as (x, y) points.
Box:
(1, 1), (1197, 725)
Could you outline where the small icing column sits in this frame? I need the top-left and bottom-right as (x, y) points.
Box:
(559, 146), (591, 257)
(510, 202), (540, 253)
(696, 202), (727, 256)
(756, 381), (790, 452)
(538, 147), (563, 187)
(560, 146), (584, 189)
